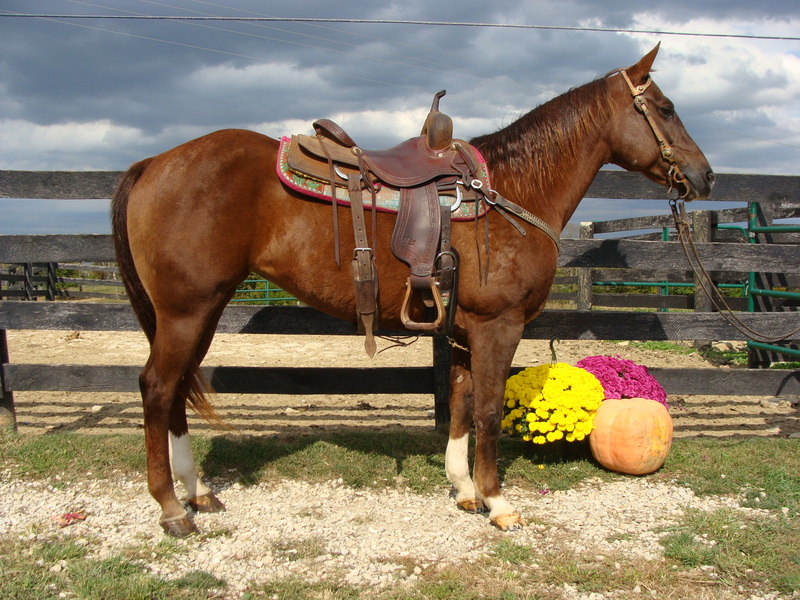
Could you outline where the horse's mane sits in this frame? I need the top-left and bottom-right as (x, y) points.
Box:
(470, 75), (614, 198)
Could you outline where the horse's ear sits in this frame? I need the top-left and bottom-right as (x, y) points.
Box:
(627, 42), (661, 83)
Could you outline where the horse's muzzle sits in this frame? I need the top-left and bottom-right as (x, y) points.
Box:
(682, 166), (715, 201)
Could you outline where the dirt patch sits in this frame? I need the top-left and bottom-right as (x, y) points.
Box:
(5, 330), (799, 438)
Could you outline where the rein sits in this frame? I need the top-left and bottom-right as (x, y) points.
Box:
(670, 199), (800, 343)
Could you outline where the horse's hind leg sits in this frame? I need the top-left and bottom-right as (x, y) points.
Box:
(140, 306), (225, 536)
(169, 311), (227, 515)
(169, 428), (224, 514)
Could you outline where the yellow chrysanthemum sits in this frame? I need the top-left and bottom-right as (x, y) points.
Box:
(502, 363), (604, 446)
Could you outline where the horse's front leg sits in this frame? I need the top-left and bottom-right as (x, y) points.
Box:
(468, 316), (526, 530)
(444, 345), (484, 513)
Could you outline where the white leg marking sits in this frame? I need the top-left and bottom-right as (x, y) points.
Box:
(445, 433), (476, 502)
(169, 432), (211, 499)
(482, 494), (517, 520)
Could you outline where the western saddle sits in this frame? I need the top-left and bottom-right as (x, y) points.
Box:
(286, 90), (495, 356)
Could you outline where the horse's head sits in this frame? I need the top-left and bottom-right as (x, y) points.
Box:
(608, 43), (715, 200)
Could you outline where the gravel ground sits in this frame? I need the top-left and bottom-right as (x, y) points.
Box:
(0, 469), (787, 599)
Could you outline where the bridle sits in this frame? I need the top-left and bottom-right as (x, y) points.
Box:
(620, 69), (691, 199)
(620, 70), (799, 343)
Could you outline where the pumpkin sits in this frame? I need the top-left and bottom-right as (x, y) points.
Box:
(589, 398), (673, 475)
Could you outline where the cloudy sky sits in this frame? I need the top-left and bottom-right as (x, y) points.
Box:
(1, 0), (799, 233)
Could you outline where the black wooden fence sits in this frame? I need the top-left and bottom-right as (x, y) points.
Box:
(1, 170), (799, 432)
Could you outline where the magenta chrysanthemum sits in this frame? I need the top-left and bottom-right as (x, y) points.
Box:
(576, 355), (668, 408)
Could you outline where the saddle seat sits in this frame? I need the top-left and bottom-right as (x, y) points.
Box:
(306, 119), (462, 188)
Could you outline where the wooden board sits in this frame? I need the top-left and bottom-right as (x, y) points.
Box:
(3, 170), (799, 204)
(0, 171), (120, 199)
(0, 235), (114, 263)
(3, 234), (799, 274)
(2, 364), (434, 395)
(5, 363), (798, 398)
(2, 302), (798, 342)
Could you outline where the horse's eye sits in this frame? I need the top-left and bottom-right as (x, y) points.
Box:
(659, 105), (675, 119)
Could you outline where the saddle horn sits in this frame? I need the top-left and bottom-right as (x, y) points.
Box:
(421, 90), (453, 151)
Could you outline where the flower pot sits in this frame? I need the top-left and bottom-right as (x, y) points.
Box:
(589, 398), (673, 475)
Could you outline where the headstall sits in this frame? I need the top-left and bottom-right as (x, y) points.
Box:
(619, 69), (690, 199)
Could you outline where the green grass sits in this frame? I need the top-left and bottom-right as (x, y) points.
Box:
(623, 340), (698, 355)
(619, 340), (800, 370)
(197, 430), (451, 492)
(662, 508), (800, 594)
(3, 431), (797, 514)
(0, 432), (147, 479)
(0, 534), (224, 600)
(2, 430), (798, 599)
(247, 578), (361, 599)
(667, 437), (800, 517)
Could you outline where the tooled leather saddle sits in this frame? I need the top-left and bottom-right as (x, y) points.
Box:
(279, 91), (496, 356)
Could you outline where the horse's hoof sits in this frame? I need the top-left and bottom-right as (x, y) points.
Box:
(491, 512), (526, 531)
(160, 515), (199, 537)
(188, 492), (226, 513)
(457, 498), (487, 513)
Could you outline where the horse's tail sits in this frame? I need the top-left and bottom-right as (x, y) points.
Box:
(111, 160), (155, 343)
(110, 161), (225, 427)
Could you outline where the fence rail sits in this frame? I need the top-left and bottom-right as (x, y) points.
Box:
(2, 170), (799, 431)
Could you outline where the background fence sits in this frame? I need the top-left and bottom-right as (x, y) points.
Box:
(1, 170), (799, 431)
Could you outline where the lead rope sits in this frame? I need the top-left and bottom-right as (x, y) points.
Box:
(671, 198), (800, 343)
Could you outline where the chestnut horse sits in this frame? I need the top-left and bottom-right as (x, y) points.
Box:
(111, 44), (713, 536)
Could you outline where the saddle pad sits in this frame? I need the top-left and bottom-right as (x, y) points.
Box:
(276, 137), (491, 222)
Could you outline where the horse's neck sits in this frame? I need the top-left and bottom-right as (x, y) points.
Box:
(475, 81), (615, 231)
(487, 131), (609, 232)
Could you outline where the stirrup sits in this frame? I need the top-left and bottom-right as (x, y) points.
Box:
(400, 277), (445, 331)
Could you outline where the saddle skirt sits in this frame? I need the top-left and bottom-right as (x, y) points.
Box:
(276, 136), (492, 222)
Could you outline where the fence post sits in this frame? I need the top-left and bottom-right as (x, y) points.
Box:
(692, 210), (714, 313)
(23, 263), (34, 301)
(576, 222), (594, 311)
(45, 263), (57, 301)
(432, 335), (451, 432)
(691, 210), (713, 350)
(0, 329), (16, 431)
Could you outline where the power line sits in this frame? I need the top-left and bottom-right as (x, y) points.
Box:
(21, 2), (554, 96)
(2, 13), (799, 42)
(17, 15), (422, 91)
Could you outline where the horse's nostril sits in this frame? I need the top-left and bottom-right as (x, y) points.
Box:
(707, 170), (716, 186)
